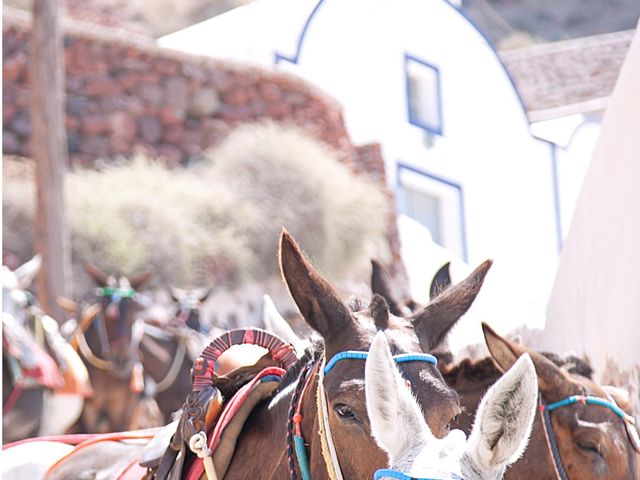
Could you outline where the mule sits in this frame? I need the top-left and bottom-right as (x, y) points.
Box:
(3, 256), (89, 441)
(0, 331), (534, 480)
(439, 323), (640, 479)
(168, 286), (213, 332)
(27, 230), (491, 479)
(68, 262), (153, 432)
(366, 332), (538, 480)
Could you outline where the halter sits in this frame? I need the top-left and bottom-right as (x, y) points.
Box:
(289, 349), (453, 480)
(539, 394), (640, 480)
(75, 287), (145, 381)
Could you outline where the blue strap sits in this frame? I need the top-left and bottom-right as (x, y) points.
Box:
(546, 395), (635, 424)
(324, 350), (437, 375)
(294, 434), (313, 480)
(374, 468), (463, 480)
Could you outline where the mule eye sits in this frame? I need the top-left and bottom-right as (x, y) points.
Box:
(334, 403), (359, 423)
(577, 441), (603, 459)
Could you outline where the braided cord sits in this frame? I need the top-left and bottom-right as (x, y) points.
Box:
(287, 359), (315, 480)
(541, 405), (569, 480)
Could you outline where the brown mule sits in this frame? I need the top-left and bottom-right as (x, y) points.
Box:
(440, 323), (639, 479)
(69, 263), (153, 433)
(38, 230), (491, 479)
(219, 231), (491, 479)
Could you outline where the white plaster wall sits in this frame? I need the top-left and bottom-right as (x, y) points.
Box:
(161, 0), (561, 346)
(546, 27), (640, 402)
(282, 0), (558, 344)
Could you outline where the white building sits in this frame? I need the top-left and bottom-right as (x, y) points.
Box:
(160, 0), (628, 348)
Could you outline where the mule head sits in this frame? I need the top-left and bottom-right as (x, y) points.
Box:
(483, 322), (640, 479)
(83, 263), (152, 369)
(366, 332), (537, 480)
(279, 230), (461, 479)
(169, 285), (212, 331)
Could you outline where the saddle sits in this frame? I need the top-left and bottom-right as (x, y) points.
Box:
(144, 328), (298, 480)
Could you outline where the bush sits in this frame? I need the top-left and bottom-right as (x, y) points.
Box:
(3, 122), (390, 293)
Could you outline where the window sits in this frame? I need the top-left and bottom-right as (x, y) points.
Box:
(405, 54), (443, 136)
(396, 163), (466, 260)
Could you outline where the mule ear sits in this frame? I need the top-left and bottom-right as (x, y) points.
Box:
(279, 230), (353, 340)
(462, 353), (537, 479)
(482, 322), (571, 395)
(83, 261), (110, 287)
(129, 271), (153, 290)
(262, 294), (309, 355)
(366, 332), (432, 464)
(429, 261), (451, 300)
(412, 260), (492, 352)
(14, 254), (42, 289)
(370, 259), (404, 316)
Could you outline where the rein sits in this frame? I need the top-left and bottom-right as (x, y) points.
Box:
(538, 393), (640, 480)
(73, 293), (145, 382)
(287, 350), (440, 480)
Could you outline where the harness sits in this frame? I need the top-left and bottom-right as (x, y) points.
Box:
(287, 349), (446, 480)
(538, 394), (640, 480)
(73, 287), (146, 386)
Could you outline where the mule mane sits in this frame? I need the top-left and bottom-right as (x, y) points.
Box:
(439, 357), (501, 387)
(276, 336), (323, 391)
(440, 351), (594, 387)
(540, 351), (593, 378)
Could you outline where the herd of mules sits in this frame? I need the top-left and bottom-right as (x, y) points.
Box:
(2, 231), (639, 479)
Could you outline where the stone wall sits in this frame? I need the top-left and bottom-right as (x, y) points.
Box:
(3, 9), (357, 167)
(2, 7), (405, 278)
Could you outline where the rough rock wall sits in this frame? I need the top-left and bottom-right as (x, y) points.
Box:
(2, 7), (406, 279)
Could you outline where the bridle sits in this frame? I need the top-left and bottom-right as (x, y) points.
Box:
(538, 394), (640, 480)
(287, 349), (459, 480)
(75, 287), (145, 380)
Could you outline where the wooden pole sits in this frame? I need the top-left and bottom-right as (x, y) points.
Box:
(30, 0), (71, 322)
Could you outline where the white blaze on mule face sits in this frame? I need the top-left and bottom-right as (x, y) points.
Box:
(365, 332), (537, 480)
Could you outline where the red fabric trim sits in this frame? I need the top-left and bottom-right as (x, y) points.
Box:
(187, 367), (286, 480)
(44, 432), (156, 477)
(2, 385), (23, 415)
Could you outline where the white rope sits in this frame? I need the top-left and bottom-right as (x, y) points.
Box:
(189, 431), (219, 480)
(75, 330), (114, 371)
(316, 359), (344, 480)
(153, 339), (187, 393)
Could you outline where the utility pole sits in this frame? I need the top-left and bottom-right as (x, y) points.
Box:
(30, 0), (70, 322)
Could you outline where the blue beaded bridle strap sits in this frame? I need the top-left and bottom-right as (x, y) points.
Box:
(545, 395), (636, 424)
(290, 350), (441, 480)
(374, 469), (463, 480)
(323, 350), (437, 375)
(539, 394), (640, 480)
